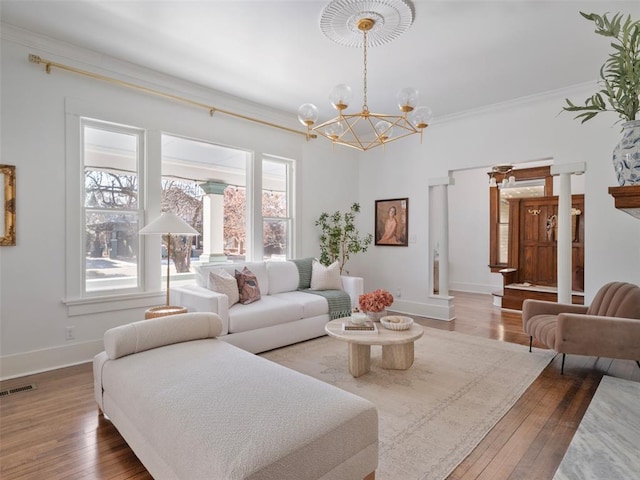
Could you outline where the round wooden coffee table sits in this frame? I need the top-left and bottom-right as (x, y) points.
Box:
(325, 318), (424, 377)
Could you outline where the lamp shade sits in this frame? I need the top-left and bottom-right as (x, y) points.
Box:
(139, 212), (198, 236)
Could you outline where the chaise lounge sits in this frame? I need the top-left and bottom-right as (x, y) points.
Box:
(93, 312), (379, 480)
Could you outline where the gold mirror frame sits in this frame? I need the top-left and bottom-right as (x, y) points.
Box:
(1, 165), (16, 246)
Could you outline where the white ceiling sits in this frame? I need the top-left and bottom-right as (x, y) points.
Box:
(2, 1), (640, 123)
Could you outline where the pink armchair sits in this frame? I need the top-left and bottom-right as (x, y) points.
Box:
(522, 282), (640, 374)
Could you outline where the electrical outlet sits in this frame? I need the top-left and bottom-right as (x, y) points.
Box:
(396, 288), (401, 298)
(65, 326), (75, 341)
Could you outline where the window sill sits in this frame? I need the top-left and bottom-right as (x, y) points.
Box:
(63, 291), (165, 317)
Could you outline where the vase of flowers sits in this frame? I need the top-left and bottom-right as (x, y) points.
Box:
(359, 289), (394, 322)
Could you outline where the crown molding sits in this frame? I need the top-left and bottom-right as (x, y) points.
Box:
(433, 81), (600, 126)
(1, 23), (298, 128)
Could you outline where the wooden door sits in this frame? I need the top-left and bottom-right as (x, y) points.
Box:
(508, 195), (584, 288)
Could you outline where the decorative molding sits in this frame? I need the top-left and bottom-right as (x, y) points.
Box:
(0, 339), (103, 381)
(1, 23), (298, 128)
(428, 176), (454, 187)
(434, 81), (599, 126)
(608, 185), (640, 219)
(550, 162), (586, 176)
(391, 297), (455, 321)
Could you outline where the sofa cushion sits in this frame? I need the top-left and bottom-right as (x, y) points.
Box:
(271, 291), (329, 319)
(195, 262), (269, 295)
(208, 269), (240, 306)
(586, 282), (640, 318)
(525, 314), (558, 350)
(104, 312), (223, 360)
(236, 267), (262, 305)
(228, 296), (303, 333)
(310, 260), (342, 290)
(266, 261), (299, 295)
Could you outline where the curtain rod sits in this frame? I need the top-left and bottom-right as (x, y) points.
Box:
(28, 54), (315, 140)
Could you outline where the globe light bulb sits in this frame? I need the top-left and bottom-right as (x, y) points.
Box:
(375, 121), (393, 141)
(297, 103), (319, 127)
(325, 121), (344, 141)
(410, 106), (433, 129)
(397, 87), (419, 112)
(329, 84), (352, 111)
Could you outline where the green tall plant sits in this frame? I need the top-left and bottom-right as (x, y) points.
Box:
(563, 12), (640, 123)
(315, 202), (373, 274)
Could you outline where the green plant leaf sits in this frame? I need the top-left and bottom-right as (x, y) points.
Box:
(564, 11), (640, 123)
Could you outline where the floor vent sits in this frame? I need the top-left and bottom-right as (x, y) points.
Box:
(0, 383), (37, 397)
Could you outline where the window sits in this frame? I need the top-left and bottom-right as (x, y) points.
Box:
(66, 111), (297, 311)
(83, 120), (144, 293)
(262, 158), (293, 260)
(161, 134), (251, 265)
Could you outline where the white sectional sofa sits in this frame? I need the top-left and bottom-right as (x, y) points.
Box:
(171, 260), (363, 353)
(94, 312), (378, 480)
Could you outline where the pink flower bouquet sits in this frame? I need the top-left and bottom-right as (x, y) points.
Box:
(358, 289), (394, 313)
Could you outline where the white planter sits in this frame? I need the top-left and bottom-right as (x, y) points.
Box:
(613, 120), (640, 186)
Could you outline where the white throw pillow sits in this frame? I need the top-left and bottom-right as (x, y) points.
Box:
(310, 260), (342, 290)
(208, 269), (240, 306)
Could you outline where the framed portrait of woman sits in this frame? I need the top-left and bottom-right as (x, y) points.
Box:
(375, 198), (408, 246)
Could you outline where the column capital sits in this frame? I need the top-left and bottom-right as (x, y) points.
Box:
(199, 181), (227, 195)
(428, 176), (454, 187)
(550, 162), (586, 176)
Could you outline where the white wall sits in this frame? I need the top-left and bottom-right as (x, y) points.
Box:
(0, 29), (358, 379)
(448, 167), (499, 294)
(3, 25), (640, 379)
(355, 86), (640, 313)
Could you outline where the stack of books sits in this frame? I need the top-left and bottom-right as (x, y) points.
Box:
(342, 319), (378, 334)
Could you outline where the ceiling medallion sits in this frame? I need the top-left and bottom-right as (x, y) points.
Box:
(320, 0), (414, 47)
(299, 0), (431, 152)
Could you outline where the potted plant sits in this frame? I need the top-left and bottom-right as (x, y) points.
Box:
(315, 202), (373, 274)
(563, 11), (640, 186)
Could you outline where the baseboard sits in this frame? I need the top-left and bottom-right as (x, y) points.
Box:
(392, 297), (455, 321)
(449, 281), (500, 295)
(0, 339), (103, 381)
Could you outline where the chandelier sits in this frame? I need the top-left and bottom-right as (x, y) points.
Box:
(297, 0), (432, 152)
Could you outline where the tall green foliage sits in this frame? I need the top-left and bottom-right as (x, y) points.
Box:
(315, 202), (373, 274)
(563, 12), (640, 123)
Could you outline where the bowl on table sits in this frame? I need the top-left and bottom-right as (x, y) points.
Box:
(380, 315), (414, 331)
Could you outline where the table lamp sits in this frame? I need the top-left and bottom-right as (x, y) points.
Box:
(139, 212), (198, 318)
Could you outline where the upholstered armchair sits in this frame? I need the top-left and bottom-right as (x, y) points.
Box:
(522, 282), (640, 374)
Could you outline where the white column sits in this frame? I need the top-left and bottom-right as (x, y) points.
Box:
(437, 184), (450, 296)
(550, 162), (586, 304)
(428, 177), (453, 296)
(199, 181), (228, 263)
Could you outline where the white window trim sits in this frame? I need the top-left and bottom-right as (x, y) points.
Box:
(64, 100), (164, 313)
(262, 155), (295, 259)
(63, 99), (298, 314)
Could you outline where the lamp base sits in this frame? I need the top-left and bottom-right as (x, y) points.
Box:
(145, 305), (187, 320)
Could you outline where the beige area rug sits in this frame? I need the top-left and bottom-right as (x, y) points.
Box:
(261, 327), (555, 480)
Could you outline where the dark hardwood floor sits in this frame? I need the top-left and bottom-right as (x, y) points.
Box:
(1, 291), (638, 479)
